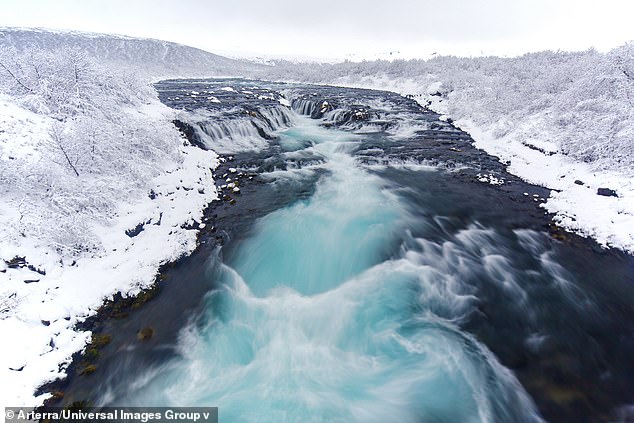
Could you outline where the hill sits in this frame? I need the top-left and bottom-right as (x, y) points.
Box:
(0, 27), (262, 78)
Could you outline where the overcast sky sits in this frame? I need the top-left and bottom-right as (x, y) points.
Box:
(1, 0), (633, 60)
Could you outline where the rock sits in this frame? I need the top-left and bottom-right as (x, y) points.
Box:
(6, 256), (26, 269)
(91, 333), (112, 347)
(597, 188), (618, 197)
(51, 391), (65, 400)
(27, 264), (46, 275)
(172, 119), (206, 150)
(125, 222), (145, 237)
(80, 364), (97, 375)
(137, 327), (155, 341)
(574, 180), (584, 185)
(84, 347), (100, 360)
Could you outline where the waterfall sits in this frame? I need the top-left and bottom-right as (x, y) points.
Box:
(185, 105), (296, 153)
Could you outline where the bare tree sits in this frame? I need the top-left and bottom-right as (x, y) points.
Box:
(49, 122), (80, 177)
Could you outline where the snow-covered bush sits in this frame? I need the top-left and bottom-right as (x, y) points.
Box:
(0, 46), (183, 258)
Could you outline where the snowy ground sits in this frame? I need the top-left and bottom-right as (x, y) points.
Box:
(323, 75), (634, 254)
(0, 96), (218, 406)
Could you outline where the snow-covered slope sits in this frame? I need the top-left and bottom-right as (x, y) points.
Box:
(0, 27), (262, 78)
(0, 32), (222, 405)
(0, 96), (218, 405)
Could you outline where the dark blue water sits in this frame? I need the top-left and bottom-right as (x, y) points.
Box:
(50, 80), (634, 423)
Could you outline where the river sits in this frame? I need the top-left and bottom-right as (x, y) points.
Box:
(49, 79), (634, 423)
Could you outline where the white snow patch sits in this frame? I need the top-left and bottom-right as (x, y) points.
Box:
(476, 173), (505, 186)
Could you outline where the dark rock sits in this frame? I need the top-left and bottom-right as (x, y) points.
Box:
(41, 320), (51, 326)
(125, 222), (145, 237)
(23, 279), (40, 284)
(597, 188), (618, 197)
(172, 119), (207, 149)
(180, 220), (200, 230)
(574, 180), (584, 186)
(524, 143), (557, 156)
(27, 264), (46, 275)
(6, 256), (26, 269)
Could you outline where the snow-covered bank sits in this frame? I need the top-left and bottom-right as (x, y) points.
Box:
(0, 47), (218, 405)
(261, 46), (634, 253)
(330, 75), (634, 253)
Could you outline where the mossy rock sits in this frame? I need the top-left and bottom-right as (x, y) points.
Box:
(51, 391), (65, 400)
(84, 347), (100, 360)
(130, 288), (158, 310)
(80, 364), (97, 375)
(547, 223), (569, 242)
(137, 327), (155, 341)
(91, 333), (112, 348)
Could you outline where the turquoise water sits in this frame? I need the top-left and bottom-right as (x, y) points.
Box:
(120, 115), (542, 422)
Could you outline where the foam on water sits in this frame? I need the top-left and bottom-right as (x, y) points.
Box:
(109, 112), (543, 422)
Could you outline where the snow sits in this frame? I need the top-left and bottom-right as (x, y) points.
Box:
(464, 122), (634, 251)
(476, 173), (505, 186)
(0, 95), (218, 405)
(0, 43), (219, 406)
